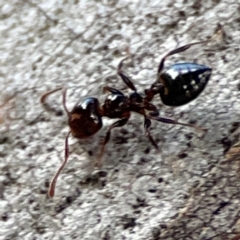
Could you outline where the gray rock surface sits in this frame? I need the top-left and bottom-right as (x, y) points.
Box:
(0, 0), (240, 239)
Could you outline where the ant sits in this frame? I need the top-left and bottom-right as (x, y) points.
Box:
(41, 40), (211, 197)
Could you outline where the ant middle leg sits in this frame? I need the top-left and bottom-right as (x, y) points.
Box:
(137, 107), (160, 150)
(117, 58), (137, 92)
(103, 86), (124, 95)
(95, 112), (130, 167)
(144, 118), (159, 150)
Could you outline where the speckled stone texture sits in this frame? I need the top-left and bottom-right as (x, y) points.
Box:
(0, 0), (240, 240)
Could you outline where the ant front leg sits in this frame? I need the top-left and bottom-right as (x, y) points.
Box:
(48, 131), (71, 198)
(157, 40), (210, 75)
(41, 87), (72, 197)
(96, 112), (130, 167)
(117, 58), (137, 92)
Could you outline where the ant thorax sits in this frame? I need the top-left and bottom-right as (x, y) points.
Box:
(103, 93), (128, 118)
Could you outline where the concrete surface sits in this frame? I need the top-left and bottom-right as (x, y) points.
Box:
(0, 0), (240, 239)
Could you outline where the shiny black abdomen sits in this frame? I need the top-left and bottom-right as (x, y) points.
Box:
(159, 63), (211, 106)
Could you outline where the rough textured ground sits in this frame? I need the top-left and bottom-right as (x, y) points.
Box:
(0, 0), (240, 240)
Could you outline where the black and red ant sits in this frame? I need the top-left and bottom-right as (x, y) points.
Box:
(41, 40), (211, 197)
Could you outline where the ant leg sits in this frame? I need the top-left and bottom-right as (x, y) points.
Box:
(158, 40), (210, 75)
(144, 118), (159, 150)
(149, 115), (207, 132)
(117, 58), (137, 92)
(48, 131), (71, 198)
(40, 87), (62, 104)
(144, 102), (159, 116)
(96, 112), (130, 167)
(103, 86), (124, 95)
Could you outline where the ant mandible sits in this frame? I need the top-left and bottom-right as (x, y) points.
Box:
(41, 40), (211, 197)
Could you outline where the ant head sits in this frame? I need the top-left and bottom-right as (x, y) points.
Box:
(72, 97), (101, 114)
(69, 97), (103, 138)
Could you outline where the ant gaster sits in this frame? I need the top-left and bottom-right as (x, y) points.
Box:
(41, 40), (211, 197)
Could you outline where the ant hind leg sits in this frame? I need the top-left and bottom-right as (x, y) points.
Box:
(149, 115), (207, 132)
